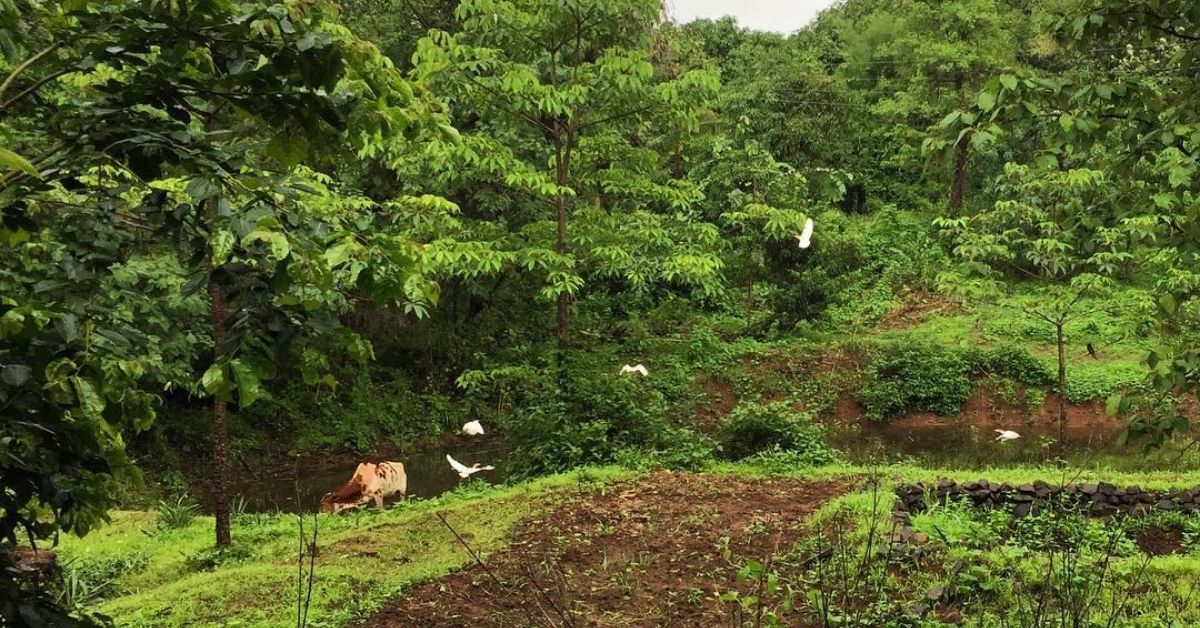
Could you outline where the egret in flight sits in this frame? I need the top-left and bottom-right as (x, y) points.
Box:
(994, 429), (1021, 442)
(447, 454), (495, 479)
(795, 217), (814, 249)
(620, 364), (649, 377)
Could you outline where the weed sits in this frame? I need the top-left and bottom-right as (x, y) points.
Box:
(155, 493), (199, 530)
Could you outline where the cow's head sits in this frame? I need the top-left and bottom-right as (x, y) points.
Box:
(320, 494), (358, 514)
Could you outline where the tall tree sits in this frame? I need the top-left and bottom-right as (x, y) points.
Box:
(0, 0), (447, 561)
(931, 0), (1199, 444)
(410, 0), (724, 362)
(937, 164), (1128, 446)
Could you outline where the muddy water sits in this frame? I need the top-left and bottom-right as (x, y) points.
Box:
(226, 438), (509, 513)
(826, 418), (1126, 467)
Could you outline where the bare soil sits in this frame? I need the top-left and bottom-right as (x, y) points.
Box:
(365, 472), (848, 627)
(874, 291), (966, 330)
(1135, 526), (1185, 556)
(693, 374), (736, 432)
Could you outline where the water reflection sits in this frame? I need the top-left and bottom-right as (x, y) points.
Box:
(225, 438), (509, 513)
(825, 417), (1127, 467)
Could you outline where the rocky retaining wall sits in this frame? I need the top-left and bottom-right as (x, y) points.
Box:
(895, 479), (1200, 519)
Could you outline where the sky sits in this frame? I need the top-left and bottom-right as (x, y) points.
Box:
(668, 0), (839, 34)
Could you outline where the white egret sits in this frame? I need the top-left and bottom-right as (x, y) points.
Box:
(994, 429), (1021, 442)
(461, 420), (484, 436)
(447, 454), (495, 479)
(795, 217), (814, 249)
(620, 364), (649, 377)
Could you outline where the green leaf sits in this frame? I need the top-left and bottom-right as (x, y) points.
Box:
(1105, 393), (1122, 417)
(211, 230), (236, 266)
(324, 240), (354, 267)
(976, 90), (997, 111)
(999, 74), (1018, 90)
(200, 362), (231, 399)
(1, 364), (32, 386)
(71, 376), (105, 417)
(0, 148), (39, 178)
(242, 230), (291, 261)
(230, 359), (262, 407)
(1159, 293), (1178, 315)
(266, 133), (309, 167)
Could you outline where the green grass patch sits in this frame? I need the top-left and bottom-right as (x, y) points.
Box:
(59, 468), (634, 627)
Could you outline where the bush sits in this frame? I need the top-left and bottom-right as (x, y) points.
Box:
(615, 427), (719, 472)
(505, 367), (713, 477)
(858, 342), (971, 421)
(972, 345), (1052, 387)
(722, 401), (836, 464)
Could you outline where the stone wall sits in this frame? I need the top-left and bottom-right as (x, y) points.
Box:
(894, 479), (1200, 519)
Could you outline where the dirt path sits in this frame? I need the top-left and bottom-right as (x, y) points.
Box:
(366, 472), (847, 627)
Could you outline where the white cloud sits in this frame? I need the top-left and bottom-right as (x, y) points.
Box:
(667, 0), (837, 34)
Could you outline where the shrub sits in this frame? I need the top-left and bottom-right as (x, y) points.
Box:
(857, 342), (971, 421)
(504, 367), (711, 477)
(972, 345), (1052, 387)
(155, 494), (199, 530)
(722, 401), (836, 464)
(615, 427), (719, 472)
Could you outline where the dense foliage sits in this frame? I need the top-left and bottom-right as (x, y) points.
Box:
(2, 0), (1200, 623)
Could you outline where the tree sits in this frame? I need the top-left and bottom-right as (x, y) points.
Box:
(1, 0), (447, 562)
(410, 0), (724, 365)
(930, 0), (1199, 444)
(936, 164), (1129, 446)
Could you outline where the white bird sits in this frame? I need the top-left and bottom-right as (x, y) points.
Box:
(447, 454), (495, 479)
(994, 429), (1021, 442)
(794, 217), (814, 249)
(461, 420), (484, 436)
(620, 364), (649, 377)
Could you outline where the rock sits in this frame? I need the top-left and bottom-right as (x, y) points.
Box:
(926, 584), (945, 602)
(912, 532), (929, 544)
(1012, 502), (1032, 518)
(1079, 483), (1099, 495)
(1155, 499), (1179, 511)
(4, 548), (58, 582)
(1018, 484), (1036, 494)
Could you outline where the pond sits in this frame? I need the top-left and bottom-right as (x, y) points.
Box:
(824, 416), (1152, 468)
(223, 437), (510, 513)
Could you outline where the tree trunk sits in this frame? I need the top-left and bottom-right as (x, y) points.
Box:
(209, 280), (232, 548)
(1055, 321), (1068, 452)
(949, 70), (968, 214)
(949, 136), (969, 214)
(554, 132), (570, 350)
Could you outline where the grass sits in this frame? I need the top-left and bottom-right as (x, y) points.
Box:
(57, 468), (633, 627)
(65, 461), (1200, 625)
